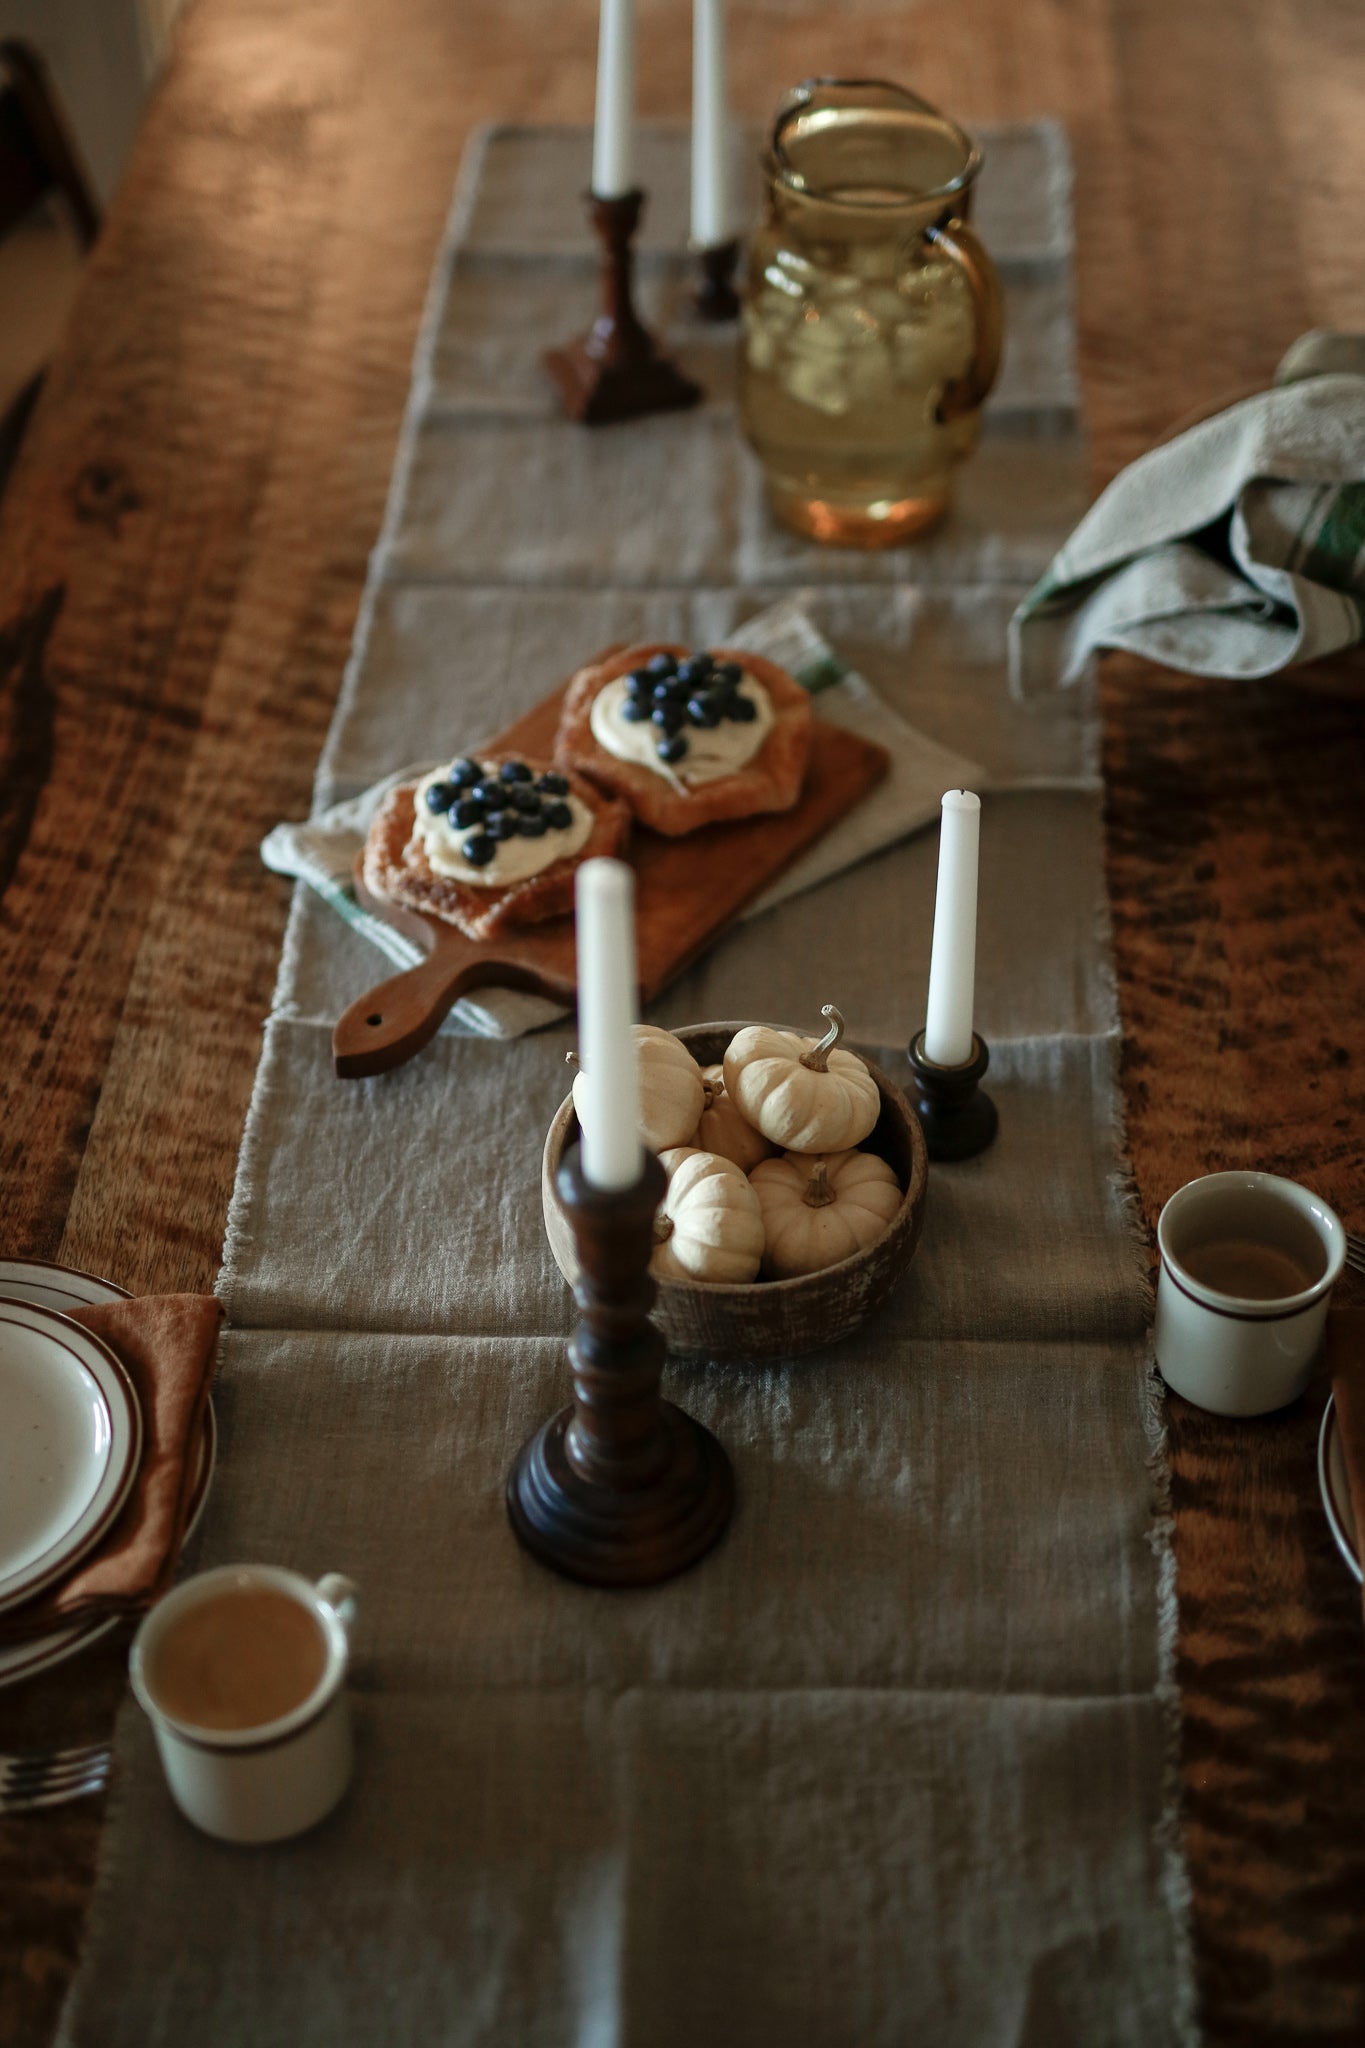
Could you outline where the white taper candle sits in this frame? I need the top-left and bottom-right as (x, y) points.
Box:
(923, 790), (981, 1069)
(592, 0), (635, 199)
(691, 0), (730, 246)
(576, 857), (643, 1190)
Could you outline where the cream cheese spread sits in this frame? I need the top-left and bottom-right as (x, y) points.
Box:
(409, 765), (593, 887)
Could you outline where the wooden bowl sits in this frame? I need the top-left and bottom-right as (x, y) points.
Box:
(541, 1021), (929, 1361)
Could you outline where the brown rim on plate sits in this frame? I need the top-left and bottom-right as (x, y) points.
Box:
(0, 1255), (133, 1299)
(0, 1303), (144, 1613)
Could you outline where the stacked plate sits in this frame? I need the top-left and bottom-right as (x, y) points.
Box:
(0, 1260), (217, 1687)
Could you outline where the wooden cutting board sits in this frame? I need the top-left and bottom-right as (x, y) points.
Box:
(332, 665), (889, 1076)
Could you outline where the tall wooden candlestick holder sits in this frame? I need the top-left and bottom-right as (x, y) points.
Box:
(906, 1029), (999, 1162)
(507, 1146), (733, 1586)
(693, 239), (741, 321)
(545, 190), (703, 426)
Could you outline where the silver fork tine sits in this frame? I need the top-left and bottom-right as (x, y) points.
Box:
(1, 1771), (111, 1814)
(0, 1741), (110, 1774)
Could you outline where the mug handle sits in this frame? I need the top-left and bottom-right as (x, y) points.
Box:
(315, 1574), (359, 1640)
(924, 217), (1004, 424)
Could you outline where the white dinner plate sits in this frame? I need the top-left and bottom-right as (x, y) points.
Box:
(0, 1300), (144, 1615)
(0, 1261), (218, 1687)
(1318, 1394), (1362, 1586)
(0, 1257), (132, 1312)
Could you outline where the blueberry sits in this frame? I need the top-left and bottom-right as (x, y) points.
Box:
(462, 833), (495, 867)
(624, 669), (653, 698)
(726, 693), (758, 723)
(652, 678), (685, 703)
(517, 811), (549, 837)
(499, 759), (533, 783)
(657, 734), (689, 764)
(467, 783), (495, 808)
(491, 811), (519, 840)
(450, 796), (486, 829)
(544, 800), (573, 830)
(424, 781), (454, 813)
(537, 771), (569, 796)
(713, 661), (743, 688)
(509, 784), (541, 813)
(449, 757), (481, 787)
(652, 703), (684, 735)
(685, 696), (721, 727)
(645, 651), (678, 678)
(621, 697), (650, 723)
(676, 654), (714, 688)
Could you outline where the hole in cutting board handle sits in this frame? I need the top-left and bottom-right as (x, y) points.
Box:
(366, 1013), (384, 1026)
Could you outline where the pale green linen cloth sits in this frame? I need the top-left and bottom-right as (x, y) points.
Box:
(58, 124), (1194, 2048)
(1010, 331), (1365, 689)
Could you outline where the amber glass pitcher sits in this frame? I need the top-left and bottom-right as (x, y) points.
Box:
(739, 80), (1004, 548)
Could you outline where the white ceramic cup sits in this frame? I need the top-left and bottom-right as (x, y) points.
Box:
(130, 1564), (358, 1844)
(1153, 1170), (1345, 1417)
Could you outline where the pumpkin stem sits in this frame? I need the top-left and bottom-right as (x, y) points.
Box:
(653, 1212), (675, 1245)
(799, 1004), (844, 1074)
(802, 1161), (837, 1208)
(701, 1076), (719, 1112)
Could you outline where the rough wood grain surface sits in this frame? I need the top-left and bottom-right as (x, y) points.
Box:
(0, 1), (1362, 2041)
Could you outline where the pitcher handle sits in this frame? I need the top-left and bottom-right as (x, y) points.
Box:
(925, 217), (1004, 424)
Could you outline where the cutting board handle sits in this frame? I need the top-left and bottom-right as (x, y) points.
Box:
(332, 952), (488, 1077)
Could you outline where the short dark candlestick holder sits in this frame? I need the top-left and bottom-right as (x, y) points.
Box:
(693, 238), (741, 322)
(906, 1029), (999, 1162)
(545, 189), (703, 426)
(507, 1146), (733, 1587)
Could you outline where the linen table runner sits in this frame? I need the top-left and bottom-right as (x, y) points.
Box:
(60, 125), (1196, 2048)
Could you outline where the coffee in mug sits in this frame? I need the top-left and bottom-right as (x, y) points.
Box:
(145, 1585), (328, 1732)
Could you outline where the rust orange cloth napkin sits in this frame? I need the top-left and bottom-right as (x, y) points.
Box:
(0, 1294), (222, 1645)
(1328, 1307), (1365, 1618)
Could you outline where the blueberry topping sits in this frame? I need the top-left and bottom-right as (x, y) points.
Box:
(652, 678), (685, 703)
(424, 781), (454, 813)
(517, 811), (549, 837)
(449, 757), (481, 787)
(499, 759), (533, 783)
(450, 796), (486, 829)
(462, 833), (495, 867)
(657, 734), (689, 764)
(713, 661), (743, 688)
(621, 697), (650, 723)
(676, 654), (714, 688)
(537, 771), (569, 796)
(544, 800), (573, 829)
(726, 693), (758, 723)
(645, 652), (678, 678)
(686, 696), (721, 728)
(509, 784), (541, 813)
(466, 783), (495, 808)
(652, 703), (684, 735)
(624, 669), (652, 698)
(491, 811), (519, 840)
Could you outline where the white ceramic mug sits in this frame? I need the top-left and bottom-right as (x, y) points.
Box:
(1153, 1170), (1345, 1417)
(130, 1563), (357, 1844)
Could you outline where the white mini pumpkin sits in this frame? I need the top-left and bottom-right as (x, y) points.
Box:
(723, 1006), (879, 1154)
(691, 1064), (777, 1174)
(572, 1025), (705, 1155)
(749, 1147), (901, 1278)
(652, 1147), (765, 1284)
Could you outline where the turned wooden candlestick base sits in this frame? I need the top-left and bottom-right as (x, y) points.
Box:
(906, 1029), (999, 1162)
(545, 190), (703, 426)
(507, 1147), (733, 1586)
(692, 238), (741, 321)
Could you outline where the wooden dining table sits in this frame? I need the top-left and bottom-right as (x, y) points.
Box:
(1, 0), (1363, 2040)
